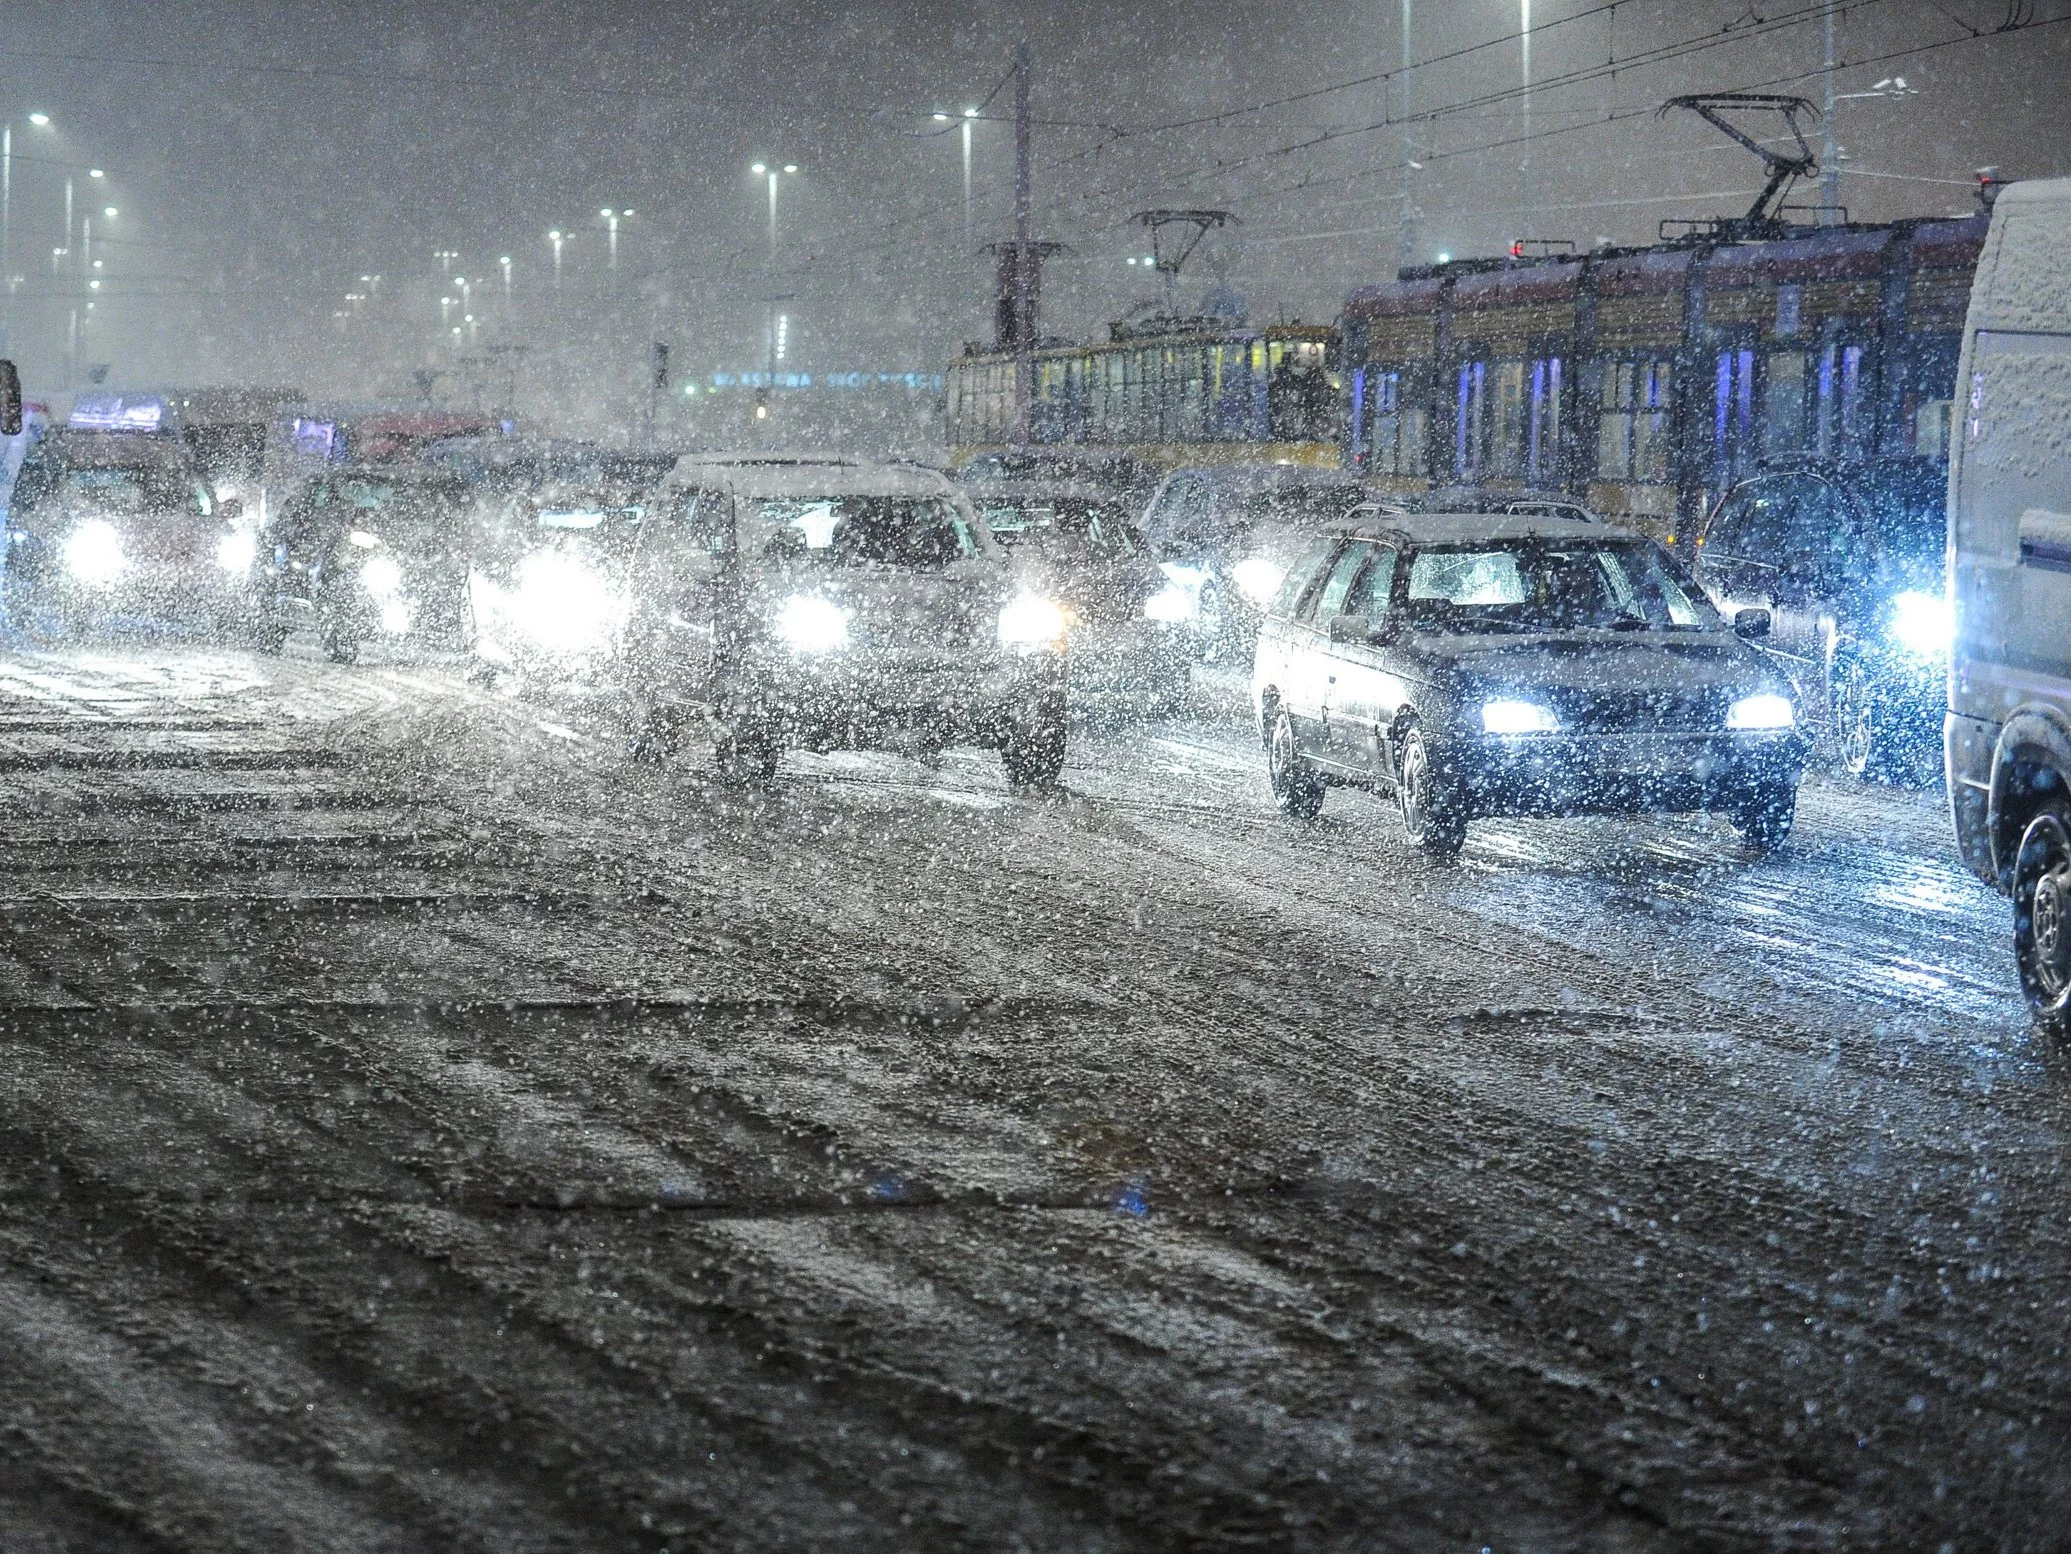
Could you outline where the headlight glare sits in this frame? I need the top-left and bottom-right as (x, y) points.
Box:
(215, 528), (258, 574)
(1888, 588), (1953, 660)
(775, 592), (851, 654)
(998, 593), (1067, 647)
(62, 520), (125, 586)
(1481, 698), (1560, 735)
(1143, 583), (1197, 623)
(1230, 556), (1285, 605)
(1726, 692), (1795, 731)
(359, 554), (403, 598)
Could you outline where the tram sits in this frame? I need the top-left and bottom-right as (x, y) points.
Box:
(1340, 212), (1987, 539)
(944, 318), (1342, 472)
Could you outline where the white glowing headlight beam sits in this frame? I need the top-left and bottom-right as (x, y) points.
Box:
(1888, 588), (1954, 660)
(1481, 698), (1561, 735)
(775, 593), (851, 654)
(359, 554), (403, 598)
(215, 528), (258, 574)
(997, 593), (1067, 647)
(62, 519), (125, 586)
(502, 550), (624, 655)
(1726, 693), (1795, 732)
(1230, 556), (1286, 605)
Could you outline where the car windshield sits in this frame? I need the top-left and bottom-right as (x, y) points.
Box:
(737, 495), (981, 568)
(1404, 539), (1715, 632)
(976, 497), (1138, 559)
(55, 467), (200, 514)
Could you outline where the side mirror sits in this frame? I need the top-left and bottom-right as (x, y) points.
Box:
(1733, 607), (1772, 640)
(0, 359), (20, 438)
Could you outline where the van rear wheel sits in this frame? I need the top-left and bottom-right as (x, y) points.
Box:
(2013, 811), (2071, 1045)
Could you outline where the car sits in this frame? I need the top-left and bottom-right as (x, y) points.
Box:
(2, 424), (259, 637)
(1136, 464), (1374, 657)
(622, 455), (1069, 787)
(1693, 457), (1949, 782)
(1942, 174), (2071, 1040)
(964, 479), (1192, 713)
(468, 461), (666, 687)
(1251, 510), (1807, 857)
(251, 468), (478, 661)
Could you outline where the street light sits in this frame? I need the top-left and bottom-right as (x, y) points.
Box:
(548, 230), (565, 288)
(753, 163), (798, 259)
(498, 254), (512, 299)
(3, 112), (55, 336)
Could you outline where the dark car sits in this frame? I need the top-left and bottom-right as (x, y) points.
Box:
(966, 480), (1191, 712)
(1137, 464), (1373, 657)
(3, 428), (258, 636)
(252, 469), (478, 661)
(1693, 458), (1948, 781)
(1251, 511), (1806, 856)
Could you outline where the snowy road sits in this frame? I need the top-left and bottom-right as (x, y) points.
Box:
(0, 644), (2063, 1552)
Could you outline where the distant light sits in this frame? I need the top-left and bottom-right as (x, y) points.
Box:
(103, 207), (117, 218)
(499, 254), (510, 264)
(622, 208), (633, 216)
(463, 314), (474, 323)
(1127, 257), (1137, 266)
(452, 326), (462, 336)
(1436, 250), (1451, 263)
(548, 230), (561, 240)
(453, 276), (464, 285)
(88, 168), (104, 179)
(751, 163), (766, 174)
(783, 164), (797, 174)
(932, 112), (950, 121)
(1142, 254), (1154, 265)
(600, 207), (614, 218)
(964, 107), (979, 117)
(26, 113), (49, 127)
(88, 279), (100, 290)
(91, 259), (102, 269)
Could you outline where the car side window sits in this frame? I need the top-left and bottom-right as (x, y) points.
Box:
(1310, 542), (1373, 623)
(1341, 547), (1400, 621)
(1706, 485), (1766, 559)
(1269, 537), (1339, 618)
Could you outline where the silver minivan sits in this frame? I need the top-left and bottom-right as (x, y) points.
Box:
(623, 455), (1070, 787)
(1944, 176), (2071, 1038)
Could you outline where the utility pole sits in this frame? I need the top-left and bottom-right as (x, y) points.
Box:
(1398, 0), (1415, 270)
(1519, 0), (1532, 243)
(1012, 42), (1034, 448)
(1819, 1), (1840, 222)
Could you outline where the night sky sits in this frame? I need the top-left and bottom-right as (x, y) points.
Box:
(4, 0), (2067, 429)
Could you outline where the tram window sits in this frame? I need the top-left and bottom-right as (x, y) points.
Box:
(1367, 369), (1428, 477)
(1597, 359), (1672, 484)
(1764, 351), (1810, 456)
(1814, 343), (1871, 460)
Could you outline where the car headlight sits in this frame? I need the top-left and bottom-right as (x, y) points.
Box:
(359, 553), (404, 598)
(1726, 692), (1795, 731)
(1888, 588), (1953, 661)
(494, 550), (623, 656)
(1230, 556), (1285, 605)
(998, 593), (1068, 647)
(1481, 698), (1560, 735)
(775, 592), (851, 654)
(215, 528), (258, 574)
(62, 519), (125, 586)
(1143, 583), (1197, 623)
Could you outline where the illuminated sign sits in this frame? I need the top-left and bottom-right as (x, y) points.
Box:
(703, 371), (945, 392)
(291, 418), (340, 459)
(68, 394), (166, 431)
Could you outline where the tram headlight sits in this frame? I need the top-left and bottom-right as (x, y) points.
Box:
(62, 520), (125, 586)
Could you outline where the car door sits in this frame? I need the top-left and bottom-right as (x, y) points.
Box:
(1301, 541), (1379, 765)
(1696, 476), (1820, 700)
(1254, 535), (1339, 741)
(625, 484), (732, 697)
(1759, 474), (1848, 698)
(1319, 545), (1402, 776)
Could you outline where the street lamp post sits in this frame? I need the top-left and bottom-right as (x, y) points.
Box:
(750, 165), (797, 260)
(548, 231), (565, 288)
(963, 108), (977, 243)
(499, 254), (512, 300)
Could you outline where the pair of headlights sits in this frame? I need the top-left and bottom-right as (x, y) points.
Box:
(773, 592), (1069, 655)
(1480, 694), (1795, 736)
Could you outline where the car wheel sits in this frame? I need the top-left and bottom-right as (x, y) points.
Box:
(1396, 725), (1465, 858)
(1730, 774), (1798, 854)
(321, 617), (361, 664)
(1266, 707), (1323, 819)
(713, 718), (782, 784)
(1830, 652), (1880, 780)
(2013, 811), (2071, 1047)
(1001, 694), (1068, 792)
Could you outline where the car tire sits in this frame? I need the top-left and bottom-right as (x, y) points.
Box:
(713, 719), (782, 785)
(1266, 706), (1323, 820)
(1396, 724), (1465, 858)
(1730, 775), (1798, 854)
(2012, 811), (2071, 1047)
(1830, 651), (1882, 781)
(1001, 694), (1068, 792)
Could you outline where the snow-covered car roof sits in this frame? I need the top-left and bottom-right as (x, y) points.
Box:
(662, 454), (964, 501)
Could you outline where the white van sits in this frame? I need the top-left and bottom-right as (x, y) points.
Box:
(1945, 176), (2071, 1037)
